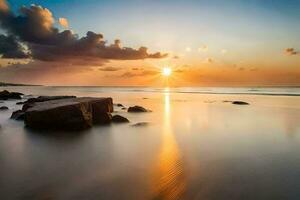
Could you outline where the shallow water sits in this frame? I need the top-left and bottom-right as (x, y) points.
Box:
(0, 86), (300, 200)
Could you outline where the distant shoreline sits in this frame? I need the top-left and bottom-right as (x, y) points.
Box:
(0, 82), (42, 87)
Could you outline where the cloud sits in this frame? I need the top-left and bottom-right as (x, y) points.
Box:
(198, 45), (208, 52)
(58, 17), (69, 29)
(0, 34), (29, 58)
(174, 69), (184, 73)
(205, 58), (214, 63)
(0, 0), (9, 12)
(185, 47), (191, 52)
(99, 66), (121, 71)
(285, 48), (298, 55)
(132, 67), (142, 70)
(0, 1), (167, 64)
(120, 69), (158, 78)
(221, 49), (227, 54)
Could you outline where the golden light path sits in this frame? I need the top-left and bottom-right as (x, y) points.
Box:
(152, 88), (186, 200)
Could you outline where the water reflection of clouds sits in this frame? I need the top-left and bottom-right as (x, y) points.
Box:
(151, 91), (186, 200)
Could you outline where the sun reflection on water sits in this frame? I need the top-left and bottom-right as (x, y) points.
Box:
(151, 90), (186, 200)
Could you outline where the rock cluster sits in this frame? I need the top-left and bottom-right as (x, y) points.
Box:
(0, 90), (23, 100)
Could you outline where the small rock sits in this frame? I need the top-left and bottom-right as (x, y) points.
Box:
(0, 90), (22, 100)
(0, 106), (8, 110)
(112, 115), (130, 123)
(16, 101), (26, 105)
(11, 110), (25, 120)
(128, 105), (148, 112)
(116, 103), (124, 107)
(132, 122), (149, 127)
(232, 101), (249, 105)
(121, 107), (127, 110)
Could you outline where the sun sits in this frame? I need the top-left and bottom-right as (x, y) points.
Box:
(162, 67), (172, 77)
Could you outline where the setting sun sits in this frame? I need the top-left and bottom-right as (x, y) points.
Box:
(162, 67), (172, 77)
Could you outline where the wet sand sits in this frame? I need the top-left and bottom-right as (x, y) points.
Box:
(0, 86), (300, 200)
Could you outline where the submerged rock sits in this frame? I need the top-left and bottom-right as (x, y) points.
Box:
(112, 115), (129, 123)
(0, 90), (22, 100)
(16, 101), (26, 105)
(132, 122), (149, 127)
(24, 97), (113, 131)
(11, 110), (25, 120)
(128, 105), (148, 112)
(0, 106), (8, 110)
(116, 103), (124, 107)
(232, 101), (249, 105)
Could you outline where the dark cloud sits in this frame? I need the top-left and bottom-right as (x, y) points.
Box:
(285, 48), (298, 55)
(99, 66), (121, 71)
(0, 34), (29, 58)
(174, 69), (184, 73)
(0, 0), (167, 64)
(120, 69), (158, 78)
(131, 67), (143, 70)
(205, 58), (214, 63)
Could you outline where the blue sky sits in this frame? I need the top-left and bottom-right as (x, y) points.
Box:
(8, 0), (300, 49)
(1, 0), (299, 86)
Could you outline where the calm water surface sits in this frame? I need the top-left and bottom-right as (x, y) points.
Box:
(0, 86), (300, 200)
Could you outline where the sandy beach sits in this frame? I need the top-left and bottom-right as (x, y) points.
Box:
(0, 86), (299, 199)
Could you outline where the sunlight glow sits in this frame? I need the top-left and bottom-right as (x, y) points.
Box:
(162, 67), (172, 77)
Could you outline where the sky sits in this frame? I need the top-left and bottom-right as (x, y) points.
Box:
(0, 0), (299, 86)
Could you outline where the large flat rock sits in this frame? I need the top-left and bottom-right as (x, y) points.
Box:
(24, 97), (113, 131)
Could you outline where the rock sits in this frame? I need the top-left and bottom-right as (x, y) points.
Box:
(132, 122), (149, 127)
(121, 107), (127, 110)
(16, 101), (26, 105)
(10, 110), (25, 120)
(0, 106), (8, 110)
(112, 115), (129, 123)
(232, 101), (249, 105)
(128, 105), (148, 112)
(0, 90), (22, 100)
(24, 97), (113, 131)
(22, 96), (76, 111)
(115, 103), (124, 107)
(25, 95), (76, 104)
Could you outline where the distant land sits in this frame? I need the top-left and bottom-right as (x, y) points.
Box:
(0, 82), (42, 86)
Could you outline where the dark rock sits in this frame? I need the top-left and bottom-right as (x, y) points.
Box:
(112, 115), (129, 123)
(16, 101), (26, 105)
(0, 106), (8, 110)
(0, 90), (22, 100)
(121, 107), (127, 110)
(232, 101), (249, 105)
(24, 97), (113, 131)
(128, 105), (148, 112)
(22, 96), (76, 111)
(11, 110), (25, 120)
(116, 103), (124, 107)
(25, 95), (76, 104)
(132, 122), (149, 127)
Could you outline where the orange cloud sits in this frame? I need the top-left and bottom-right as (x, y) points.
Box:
(58, 17), (69, 28)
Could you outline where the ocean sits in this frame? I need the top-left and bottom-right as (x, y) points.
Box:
(0, 86), (300, 199)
